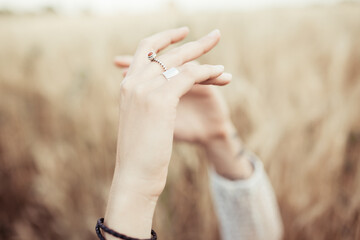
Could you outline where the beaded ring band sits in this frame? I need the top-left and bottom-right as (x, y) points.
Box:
(147, 52), (180, 81)
(148, 51), (167, 71)
(96, 218), (157, 240)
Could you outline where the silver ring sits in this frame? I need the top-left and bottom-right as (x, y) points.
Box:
(148, 51), (167, 71)
(162, 67), (180, 81)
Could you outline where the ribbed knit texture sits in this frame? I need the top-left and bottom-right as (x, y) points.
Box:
(209, 154), (283, 240)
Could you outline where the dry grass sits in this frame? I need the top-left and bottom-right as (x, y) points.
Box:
(1, 3), (360, 240)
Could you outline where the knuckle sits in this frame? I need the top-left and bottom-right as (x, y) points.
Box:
(120, 80), (148, 100)
(120, 81), (132, 95)
(133, 84), (147, 97)
(201, 42), (211, 54)
(175, 55), (185, 66)
(182, 64), (195, 75)
(195, 39), (210, 54)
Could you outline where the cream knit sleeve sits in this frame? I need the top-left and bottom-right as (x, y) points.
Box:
(209, 153), (283, 240)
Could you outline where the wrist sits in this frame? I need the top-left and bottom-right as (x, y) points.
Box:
(202, 122), (253, 180)
(104, 171), (159, 239)
(201, 120), (235, 148)
(202, 120), (236, 151)
(113, 157), (169, 198)
(112, 165), (164, 201)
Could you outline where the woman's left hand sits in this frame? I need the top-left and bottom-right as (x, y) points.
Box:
(114, 59), (233, 146)
(114, 54), (253, 182)
(105, 27), (232, 239)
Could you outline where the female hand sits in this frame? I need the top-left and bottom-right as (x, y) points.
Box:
(114, 58), (253, 182)
(105, 27), (232, 239)
(115, 57), (232, 144)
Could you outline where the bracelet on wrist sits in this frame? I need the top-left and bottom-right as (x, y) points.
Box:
(95, 218), (157, 240)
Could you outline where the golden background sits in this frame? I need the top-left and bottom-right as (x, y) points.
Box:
(0, 3), (360, 239)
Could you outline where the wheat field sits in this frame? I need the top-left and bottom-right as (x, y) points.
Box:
(0, 3), (360, 240)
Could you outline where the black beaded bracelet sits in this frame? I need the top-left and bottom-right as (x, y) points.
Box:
(95, 218), (157, 240)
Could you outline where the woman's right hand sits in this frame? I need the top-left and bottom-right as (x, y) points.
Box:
(104, 27), (232, 239)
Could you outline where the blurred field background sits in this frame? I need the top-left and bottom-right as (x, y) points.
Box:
(1, 2), (360, 240)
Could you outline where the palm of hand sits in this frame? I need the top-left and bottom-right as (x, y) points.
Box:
(174, 84), (230, 144)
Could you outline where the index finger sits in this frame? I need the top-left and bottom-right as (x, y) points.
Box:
(129, 27), (189, 70)
(151, 29), (220, 72)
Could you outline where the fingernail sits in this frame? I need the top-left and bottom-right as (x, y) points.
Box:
(215, 65), (224, 71)
(222, 72), (233, 79)
(208, 29), (220, 37)
(179, 26), (189, 31)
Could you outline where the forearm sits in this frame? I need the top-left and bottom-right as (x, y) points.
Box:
(203, 122), (253, 180)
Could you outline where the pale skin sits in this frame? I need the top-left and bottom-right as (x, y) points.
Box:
(104, 27), (253, 240)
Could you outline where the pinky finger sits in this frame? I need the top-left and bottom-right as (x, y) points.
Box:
(156, 63), (225, 98)
(200, 72), (232, 86)
(114, 55), (133, 68)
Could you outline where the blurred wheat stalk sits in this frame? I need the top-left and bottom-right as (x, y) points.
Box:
(0, 3), (360, 240)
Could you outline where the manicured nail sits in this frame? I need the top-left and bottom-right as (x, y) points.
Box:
(178, 26), (189, 31)
(222, 73), (232, 80)
(215, 65), (224, 71)
(208, 29), (220, 37)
